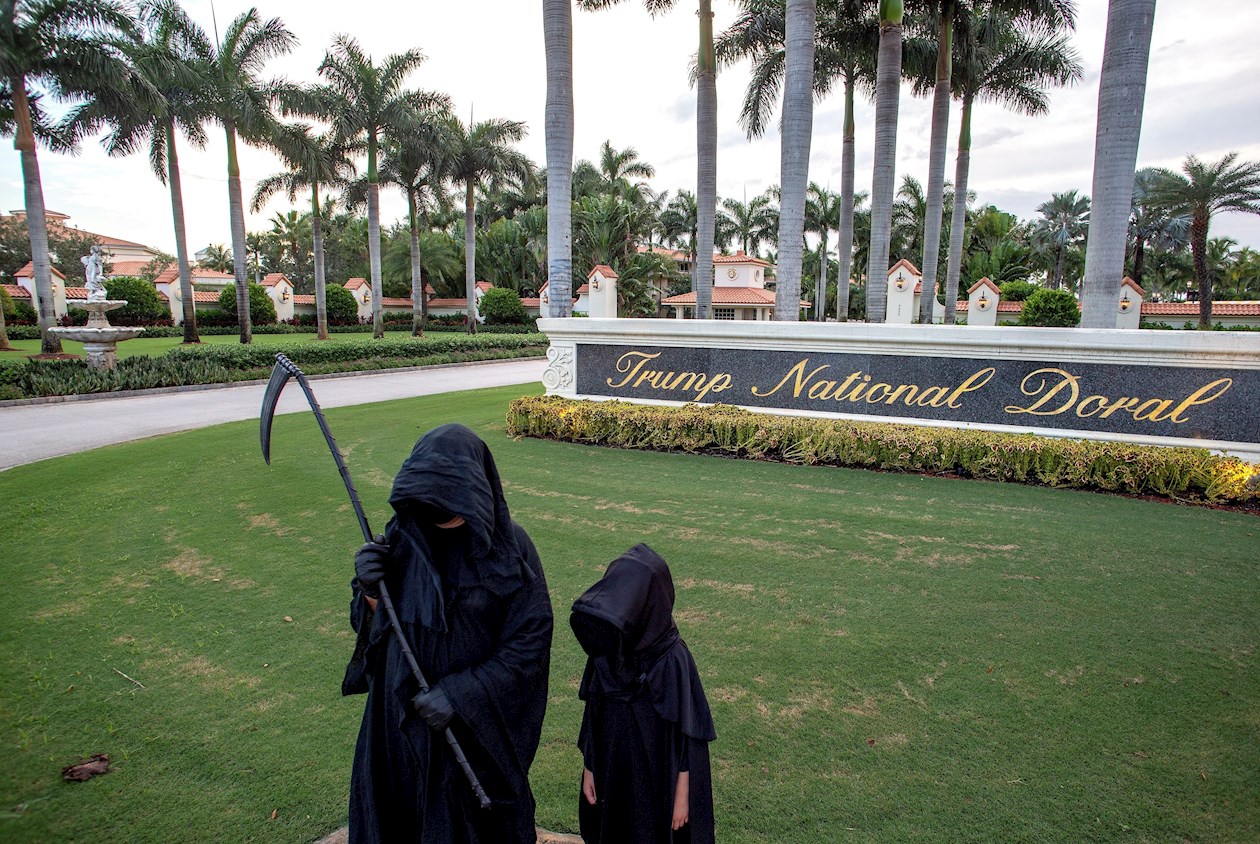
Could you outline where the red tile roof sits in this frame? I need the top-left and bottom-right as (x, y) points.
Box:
(261, 273), (292, 287)
(576, 283), (590, 294)
(193, 291), (224, 303)
(292, 294), (316, 305)
(64, 287), (91, 300)
(107, 260), (153, 277)
(14, 262), (67, 280)
(475, 281), (493, 291)
(713, 250), (771, 267)
(192, 267), (234, 280)
(888, 258), (921, 278)
(344, 277), (369, 290)
(381, 297), (412, 308)
(956, 300), (1024, 313)
(662, 288), (810, 308)
(1121, 276), (1145, 296)
(520, 298), (541, 308)
(968, 276), (1001, 295)
(589, 264), (619, 280)
(426, 298), (471, 309)
(1141, 301), (1260, 316)
(2, 283), (30, 298)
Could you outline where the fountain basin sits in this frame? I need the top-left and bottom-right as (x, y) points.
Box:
(48, 300), (144, 369)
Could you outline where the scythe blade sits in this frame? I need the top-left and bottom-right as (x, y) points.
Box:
(259, 357), (296, 465)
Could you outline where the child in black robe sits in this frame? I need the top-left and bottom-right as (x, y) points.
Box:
(344, 424), (553, 844)
(570, 543), (716, 844)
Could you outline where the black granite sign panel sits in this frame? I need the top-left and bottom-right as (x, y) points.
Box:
(575, 343), (1260, 445)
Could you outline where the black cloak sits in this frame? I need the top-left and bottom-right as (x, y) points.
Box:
(343, 423), (553, 844)
(571, 543), (716, 844)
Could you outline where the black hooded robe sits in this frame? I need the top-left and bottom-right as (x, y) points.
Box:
(571, 543), (716, 844)
(343, 424), (553, 844)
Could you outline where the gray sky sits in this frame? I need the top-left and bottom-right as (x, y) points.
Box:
(4, 0), (1259, 257)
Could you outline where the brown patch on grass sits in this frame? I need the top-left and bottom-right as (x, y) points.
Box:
(1002, 573), (1042, 581)
(676, 608), (716, 626)
(35, 597), (89, 619)
(114, 635), (135, 645)
(141, 649), (261, 693)
(676, 578), (758, 599)
(1045, 665), (1085, 685)
(244, 512), (292, 537)
(726, 534), (828, 559)
(165, 547), (219, 579)
(108, 572), (152, 590)
(841, 695), (880, 717)
(778, 687), (833, 721)
(504, 484), (592, 504)
(961, 541), (1021, 552)
(785, 483), (849, 496)
(709, 686), (747, 703)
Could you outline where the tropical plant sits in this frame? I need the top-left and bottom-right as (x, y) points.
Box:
(940, 9), (1081, 323)
(479, 287), (527, 325)
(616, 249), (687, 316)
(997, 278), (1037, 300)
(722, 192), (777, 257)
(1144, 152), (1260, 329)
(865, 0), (905, 323)
(201, 243), (232, 272)
(103, 275), (166, 324)
(1035, 189), (1089, 290)
(253, 120), (355, 340)
(217, 282), (276, 325)
(309, 37), (449, 338)
(1018, 286), (1079, 326)
(544, 0), (574, 318)
(443, 116), (531, 332)
(804, 183), (842, 319)
(660, 190), (699, 281)
(1, 0), (135, 353)
(1127, 167), (1188, 288)
(1079, 0), (1156, 328)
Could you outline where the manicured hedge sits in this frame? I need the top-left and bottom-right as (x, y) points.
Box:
(506, 396), (1260, 505)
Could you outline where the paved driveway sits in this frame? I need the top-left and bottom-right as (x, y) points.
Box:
(0, 358), (546, 471)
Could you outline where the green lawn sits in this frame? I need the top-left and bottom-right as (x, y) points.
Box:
(2, 330), (452, 360)
(1, 384), (1256, 843)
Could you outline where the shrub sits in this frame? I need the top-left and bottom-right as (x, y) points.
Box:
(0, 285), (12, 319)
(480, 288), (527, 325)
(999, 280), (1038, 302)
(217, 283), (277, 325)
(507, 396), (1260, 505)
(324, 284), (360, 324)
(11, 301), (37, 325)
(103, 276), (169, 325)
(1019, 288), (1080, 327)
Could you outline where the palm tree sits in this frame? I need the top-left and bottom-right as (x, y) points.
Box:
(201, 243), (232, 272)
(252, 121), (354, 339)
(444, 116), (531, 332)
(1036, 190), (1089, 290)
(1079, 0), (1155, 328)
(65, 0), (213, 344)
(579, 0), (716, 318)
(1127, 166), (1188, 288)
(544, 0), (574, 318)
(597, 140), (656, 197)
(865, 0), (905, 322)
(941, 11), (1081, 322)
(1145, 152), (1260, 329)
(913, 0), (1076, 324)
(660, 190), (699, 286)
(723, 191), (777, 256)
(2, 0), (134, 354)
(774, 0), (818, 322)
(311, 37), (448, 338)
(196, 8), (295, 343)
(804, 183), (842, 320)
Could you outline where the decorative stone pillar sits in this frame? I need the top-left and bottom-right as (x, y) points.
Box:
(967, 277), (1001, 327)
(1116, 276), (1145, 329)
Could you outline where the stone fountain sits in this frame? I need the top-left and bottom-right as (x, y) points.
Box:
(47, 246), (144, 370)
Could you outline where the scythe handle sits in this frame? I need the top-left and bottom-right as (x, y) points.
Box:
(261, 354), (492, 810)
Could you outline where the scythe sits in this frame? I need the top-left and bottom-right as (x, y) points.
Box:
(259, 353), (491, 810)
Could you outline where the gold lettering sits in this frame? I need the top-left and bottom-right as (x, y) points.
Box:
(665, 372), (702, 392)
(808, 379), (839, 400)
(945, 368), (996, 408)
(916, 386), (951, 408)
(607, 351), (660, 388)
(1132, 398), (1175, 421)
(1005, 368), (1080, 416)
(695, 373), (732, 401)
(847, 375), (875, 401)
(1075, 395), (1108, 418)
(751, 359), (830, 398)
(1168, 378), (1233, 424)
(1098, 397), (1140, 418)
(864, 383), (891, 403)
(884, 384), (919, 405)
(833, 372), (863, 401)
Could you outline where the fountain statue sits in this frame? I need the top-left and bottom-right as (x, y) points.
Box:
(49, 248), (144, 369)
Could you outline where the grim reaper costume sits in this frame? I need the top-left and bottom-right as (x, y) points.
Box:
(343, 424), (553, 843)
(571, 543), (716, 844)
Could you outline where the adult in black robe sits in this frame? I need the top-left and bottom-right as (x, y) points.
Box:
(571, 543), (716, 844)
(343, 423), (553, 843)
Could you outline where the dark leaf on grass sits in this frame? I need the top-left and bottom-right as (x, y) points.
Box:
(62, 754), (110, 782)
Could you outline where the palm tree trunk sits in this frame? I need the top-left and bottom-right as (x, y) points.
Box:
(464, 180), (477, 334)
(943, 94), (972, 324)
(918, 1), (953, 325)
(408, 190), (424, 337)
(836, 76), (857, 323)
(695, 0), (718, 320)
(311, 182), (328, 340)
(1191, 212), (1212, 329)
(367, 132), (384, 339)
(865, 1), (904, 324)
(1052, 244), (1065, 290)
(1131, 235), (1145, 287)
(0, 294), (9, 351)
(544, 0), (574, 318)
(816, 235), (828, 321)
(775, 0), (816, 322)
(1080, 0), (1156, 329)
(166, 120), (199, 343)
(13, 78), (62, 354)
(225, 124), (252, 343)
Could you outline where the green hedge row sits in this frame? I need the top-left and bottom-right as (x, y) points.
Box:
(165, 333), (546, 369)
(506, 396), (1260, 505)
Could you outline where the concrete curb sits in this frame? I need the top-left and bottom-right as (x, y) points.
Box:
(0, 354), (544, 408)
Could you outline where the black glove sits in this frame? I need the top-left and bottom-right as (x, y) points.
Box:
(354, 534), (391, 598)
(413, 685), (456, 731)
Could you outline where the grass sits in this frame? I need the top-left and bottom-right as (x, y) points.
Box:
(2, 330), (454, 361)
(1, 384), (1256, 843)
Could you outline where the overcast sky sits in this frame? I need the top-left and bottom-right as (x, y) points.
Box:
(3, 0), (1259, 257)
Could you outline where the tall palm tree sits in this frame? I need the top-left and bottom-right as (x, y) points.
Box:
(444, 116), (530, 333)
(579, 0), (716, 318)
(1079, 0), (1155, 328)
(1145, 152), (1260, 329)
(941, 11), (1081, 322)
(2, 0), (134, 354)
(865, 0), (905, 323)
(65, 0), (212, 344)
(1127, 166), (1188, 288)
(311, 37), (448, 338)
(723, 191), (777, 256)
(660, 190), (699, 286)
(774, 0), (817, 321)
(201, 243), (232, 272)
(597, 140), (656, 196)
(804, 183), (842, 320)
(197, 7), (295, 343)
(252, 121), (354, 340)
(544, 0), (574, 318)
(1036, 189), (1089, 290)
(913, 0), (1076, 324)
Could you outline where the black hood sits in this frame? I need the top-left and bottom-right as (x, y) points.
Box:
(385, 424), (525, 600)
(571, 543), (678, 657)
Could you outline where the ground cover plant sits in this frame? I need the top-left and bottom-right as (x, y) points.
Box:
(0, 384), (1256, 843)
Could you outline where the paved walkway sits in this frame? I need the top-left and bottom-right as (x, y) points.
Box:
(0, 358), (546, 471)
